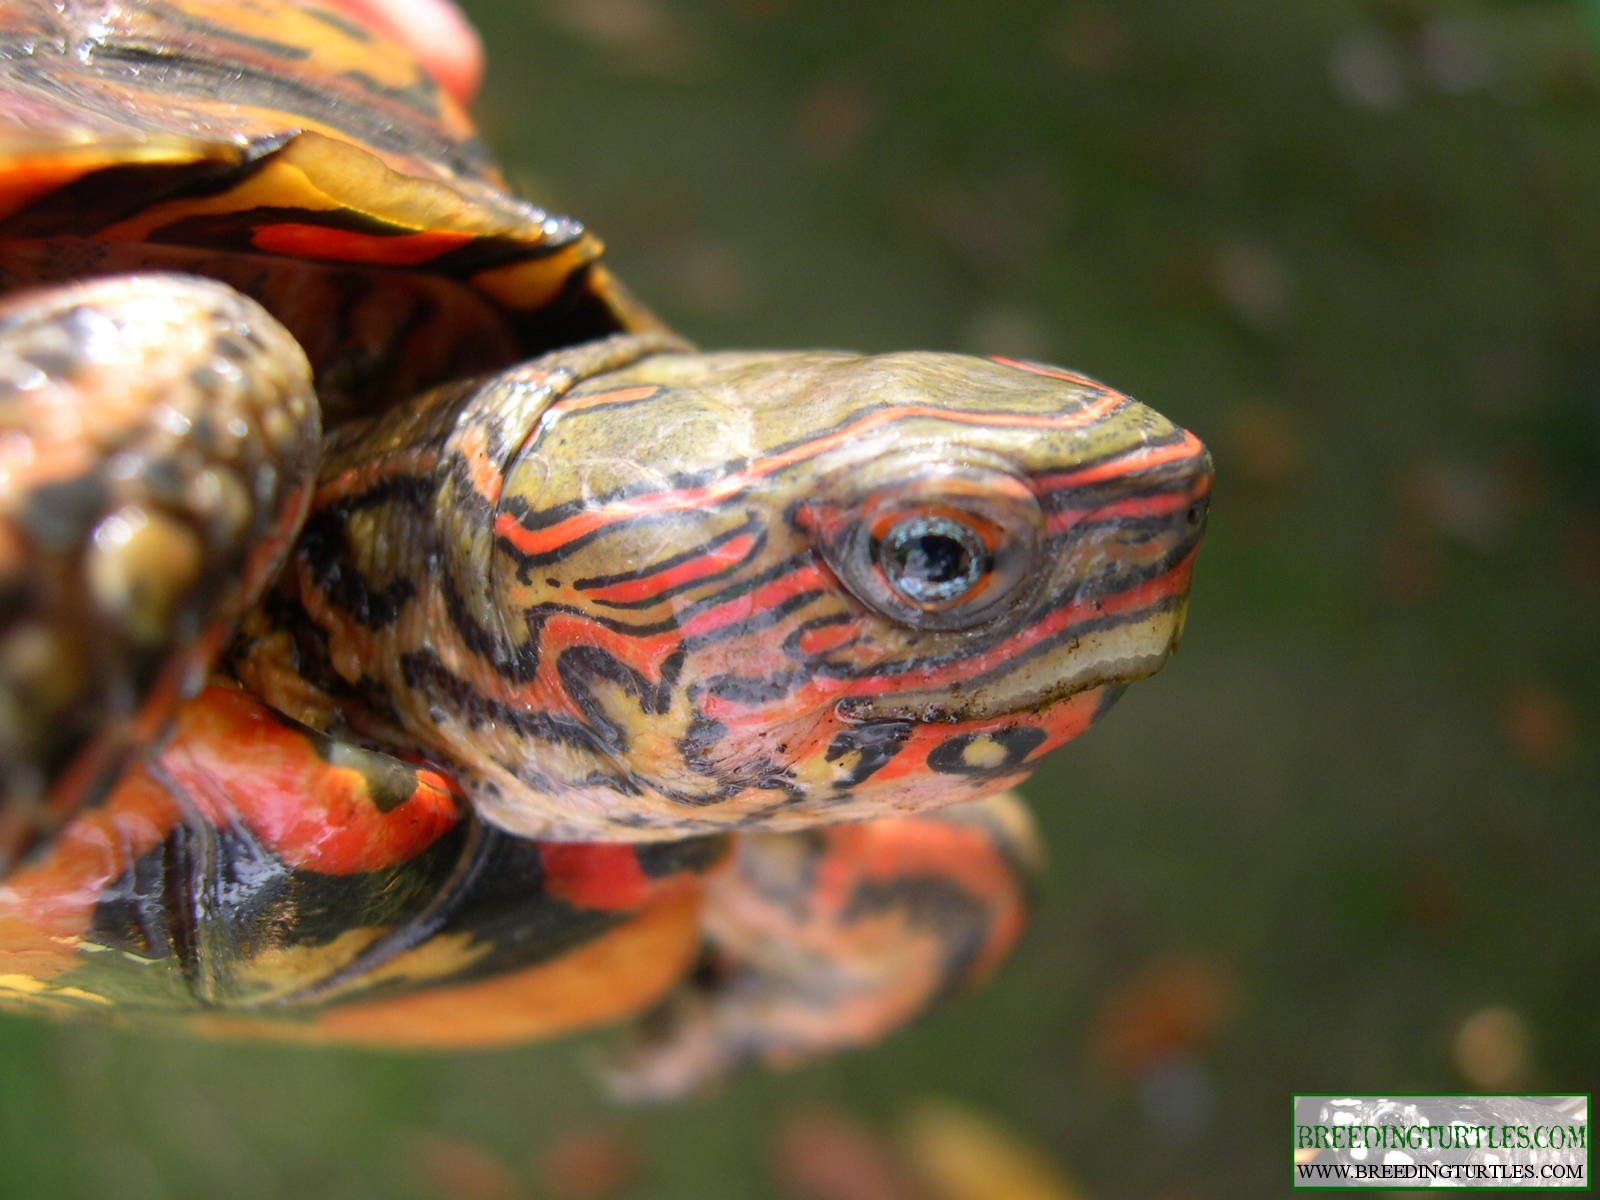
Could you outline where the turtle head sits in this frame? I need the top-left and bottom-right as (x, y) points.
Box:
(460, 347), (1211, 836)
(265, 343), (1209, 838)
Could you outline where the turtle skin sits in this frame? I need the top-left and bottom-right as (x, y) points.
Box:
(0, 0), (1213, 1096)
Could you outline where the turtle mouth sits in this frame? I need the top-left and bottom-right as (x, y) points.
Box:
(834, 586), (1192, 725)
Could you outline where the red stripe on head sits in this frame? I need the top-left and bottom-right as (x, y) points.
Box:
(497, 396), (1127, 560)
(678, 563), (830, 641)
(989, 357), (1105, 388)
(454, 423), (503, 505)
(697, 547), (1196, 729)
(1034, 431), (1208, 492)
(1048, 488), (1202, 534)
(582, 531), (759, 606)
(545, 385), (660, 416)
(315, 447), (440, 505)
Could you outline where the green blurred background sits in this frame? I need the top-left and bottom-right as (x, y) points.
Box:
(3, 0), (1598, 1196)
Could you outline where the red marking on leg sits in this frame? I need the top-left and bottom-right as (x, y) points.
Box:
(809, 816), (1028, 984)
(159, 685), (461, 874)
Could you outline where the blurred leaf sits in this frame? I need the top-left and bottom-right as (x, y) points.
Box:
(404, 1131), (524, 1200)
(535, 1125), (640, 1200)
(772, 1107), (927, 1200)
(900, 1102), (1087, 1200)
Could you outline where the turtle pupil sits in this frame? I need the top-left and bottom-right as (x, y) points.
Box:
(899, 534), (964, 582)
(882, 516), (986, 606)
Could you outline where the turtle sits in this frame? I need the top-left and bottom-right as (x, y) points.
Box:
(0, 0), (1212, 1095)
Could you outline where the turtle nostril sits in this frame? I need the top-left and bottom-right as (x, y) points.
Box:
(1185, 501), (1207, 530)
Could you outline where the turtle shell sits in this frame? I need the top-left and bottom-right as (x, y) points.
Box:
(0, 0), (666, 421)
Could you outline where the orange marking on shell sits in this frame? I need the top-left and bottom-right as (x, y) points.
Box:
(0, 520), (22, 576)
(0, 432), (96, 495)
(470, 240), (599, 312)
(0, 156), (101, 222)
(251, 223), (475, 265)
(497, 394), (1126, 559)
(184, 889), (704, 1048)
(0, 765), (184, 980)
(159, 685), (462, 875)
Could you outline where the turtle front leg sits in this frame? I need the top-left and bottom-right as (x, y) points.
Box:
(0, 274), (320, 871)
(607, 792), (1041, 1100)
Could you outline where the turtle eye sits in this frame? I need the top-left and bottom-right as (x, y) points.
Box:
(879, 515), (987, 607)
(809, 455), (1045, 632)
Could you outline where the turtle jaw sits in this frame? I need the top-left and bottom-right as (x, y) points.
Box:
(829, 505), (1205, 729)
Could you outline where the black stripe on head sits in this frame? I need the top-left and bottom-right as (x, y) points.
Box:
(824, 721), (914, 790)
(501, 399), (1139, 543)
(925, 727), (1048, 778)
(573, 515), (768, 609)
